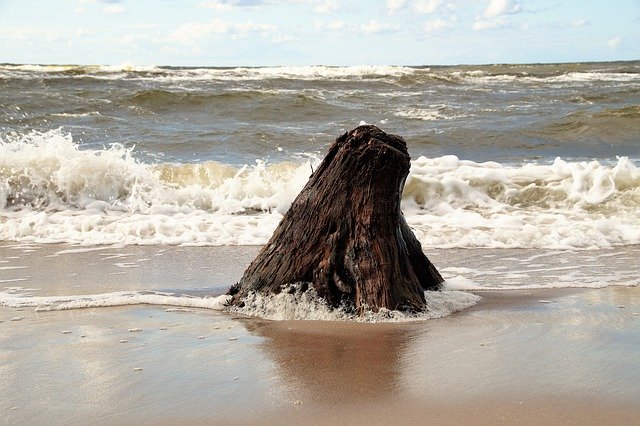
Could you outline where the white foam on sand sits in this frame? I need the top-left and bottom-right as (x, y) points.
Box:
(0, 286), (480, 322)
(0, 289), (231, 312)
(229, 285), (481, 323)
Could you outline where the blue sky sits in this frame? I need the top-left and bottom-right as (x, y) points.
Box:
(1, 0), (638, 66)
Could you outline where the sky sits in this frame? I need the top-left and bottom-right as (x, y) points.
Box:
(0, 0), (639, 66)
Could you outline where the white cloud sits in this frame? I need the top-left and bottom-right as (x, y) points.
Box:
(472, 20), (492, 31)
(199, 0), (341, 14)
(74, 0), (125, 14)
(387, 0), (441, 14)
(386, 0), (406, 14)
(168, 22), (226, 43)
(483, 0), (508, 17)
(234, 20), (277, 33)
(473, 0), (521, 31)
(361, 19), (382, 34)
(473, 16), (509, 31)
(198, 0), (266, 11)
(103, 4), (126, 14)
(482, 0), (522, 18)
(271, 33), (296, 43)
(115, 34), (139, 45)
(608, 37), (621, 48)
(0, 27), (58, 41)
(315, 19), (348, 31)
(199, 0), (236, 11)
(75, 28), (95, 37)
(571, 18), (588, 28)
(315, 0), (340, 14)
(167, 19), (277, 43)
(413, 0), (441, 14)
(424, 18), (453, 32)
(360, 19), (398, 34)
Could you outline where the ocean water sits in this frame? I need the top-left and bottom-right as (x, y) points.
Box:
(1, 62), (639, 320)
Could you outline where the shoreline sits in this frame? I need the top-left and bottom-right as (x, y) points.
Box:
(2, 243), (639, 424)
(235, 286), (640, 425)
(3, 287), (639, 424)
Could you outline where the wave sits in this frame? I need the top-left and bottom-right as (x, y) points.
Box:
(2, 62), (638, 84)
(1, 129), (639, 248)
(0, 289), (231, 312)
(393, 105), (463, 121)
(0, 286), (480, 322)
(0, 63), (163, 73)
(0, 129), (313, 245)
(0, 64), (415, 82)
(404, 155), (640, 248)
(595, 105), (640, 119)
(534, 105), (640, 141)
(50, 111), (102, 118)
(464, 71), (640, 85)
(123, 88), (328, 113)
(127, 88), (275, 106)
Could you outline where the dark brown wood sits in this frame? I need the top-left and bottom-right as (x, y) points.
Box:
(228, 125), (443, 314)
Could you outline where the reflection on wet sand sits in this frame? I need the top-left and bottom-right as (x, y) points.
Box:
(241, 319), (418, 405)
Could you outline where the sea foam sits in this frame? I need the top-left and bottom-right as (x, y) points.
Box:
(404, 155), (640, 249)
(0, 287), (480, 322)
(2, 129), (639, 249)
(1, 64), (638, 85)
(0, 289), (231, 312)
(230, 285), (481, 322)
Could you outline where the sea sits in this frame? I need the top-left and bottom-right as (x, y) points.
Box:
(1, 61), (639, 320)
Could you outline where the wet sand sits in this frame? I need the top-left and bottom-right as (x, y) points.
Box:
(1, 244), (640, 424)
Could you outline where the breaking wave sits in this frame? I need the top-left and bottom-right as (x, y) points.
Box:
(1, 128), (639, 248)
(2, 62), (638, 85)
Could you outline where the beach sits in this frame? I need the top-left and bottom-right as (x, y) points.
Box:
(2, 243), (639, 425)
(2, 62), (640, 424)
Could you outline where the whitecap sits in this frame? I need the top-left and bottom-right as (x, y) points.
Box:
(2, 130), (639, 249)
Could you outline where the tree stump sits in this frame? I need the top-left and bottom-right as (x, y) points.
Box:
(228, 125), (443, 314)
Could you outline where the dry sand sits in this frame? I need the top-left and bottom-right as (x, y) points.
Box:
(1, 243), (639, 425)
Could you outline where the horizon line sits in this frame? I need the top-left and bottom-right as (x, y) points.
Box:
(2, 59), (639, 69)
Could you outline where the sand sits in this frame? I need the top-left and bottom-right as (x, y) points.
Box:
(1, 243), (639, 425)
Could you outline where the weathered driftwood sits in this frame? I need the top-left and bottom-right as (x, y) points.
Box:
(228, 125), (443, 313)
